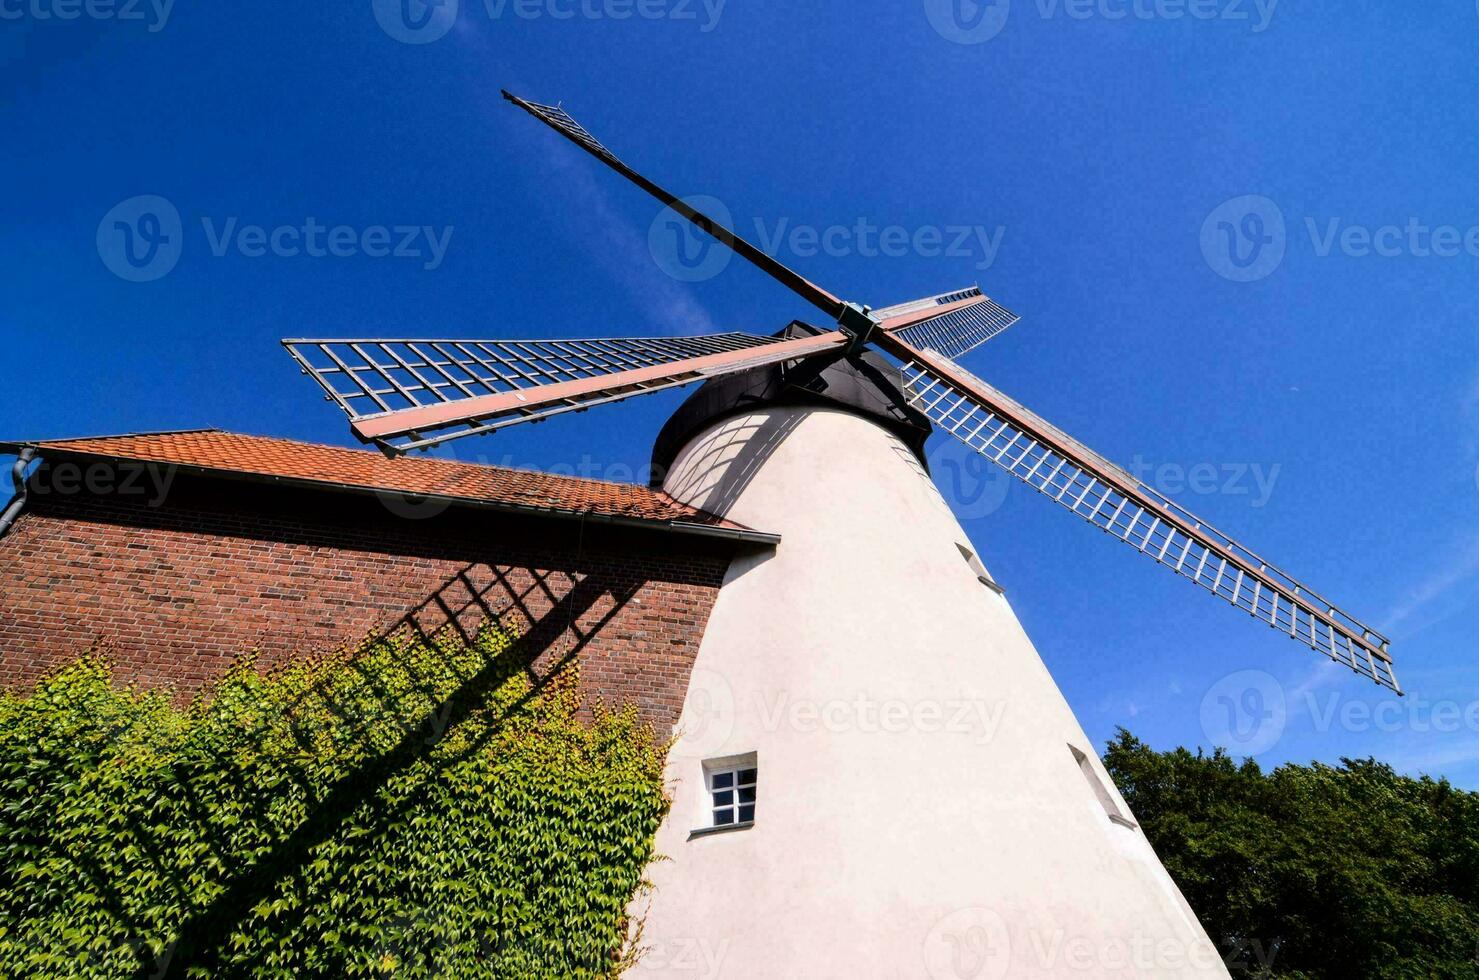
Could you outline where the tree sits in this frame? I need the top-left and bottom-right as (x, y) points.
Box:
(1104, 731), (1479, 979)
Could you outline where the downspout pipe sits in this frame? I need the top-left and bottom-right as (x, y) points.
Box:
(0, 447), (37, 540)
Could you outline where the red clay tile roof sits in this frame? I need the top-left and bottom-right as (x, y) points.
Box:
(5, 429), (771, 541)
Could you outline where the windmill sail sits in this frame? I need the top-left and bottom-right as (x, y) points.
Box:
(874, 286), (1022, 358)
(284, 331), (847, 454)
(502, 91), (849, 322)
(876, 331), (1401, 694)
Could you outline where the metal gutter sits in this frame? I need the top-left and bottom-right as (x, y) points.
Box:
(0, 448), (37, 540)
(0, 444), (781, 548)
(0, 429), (219, 452)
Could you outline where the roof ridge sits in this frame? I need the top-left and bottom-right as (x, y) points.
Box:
(19, 428), (658, 492)
(1, 427), (776, 543)
(12, 427), (223, 446)
(11, 428), (692, 499)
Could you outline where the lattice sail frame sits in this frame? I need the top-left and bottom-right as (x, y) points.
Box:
(875, 333), (1401, 694)
(284, 331), (846, 454)
(874, 286), (1022, 359)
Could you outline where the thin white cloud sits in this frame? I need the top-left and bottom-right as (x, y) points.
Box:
(1374, 736), (1479, 782)
(1380, 534), (1479, 638)
(554, 157), (720, 335)
(1285, 659), (1345, 721)
(485, 90), (719, 337)
(465, 59), (720, 335)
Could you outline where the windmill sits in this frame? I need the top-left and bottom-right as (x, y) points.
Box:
(283, 93), (1399, 978)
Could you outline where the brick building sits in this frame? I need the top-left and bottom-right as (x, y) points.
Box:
(0, 429), (776, 733)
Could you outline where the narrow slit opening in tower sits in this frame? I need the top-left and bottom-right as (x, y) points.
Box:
(1069, 743), (1136, 830)
(956, 542), (1004, 595)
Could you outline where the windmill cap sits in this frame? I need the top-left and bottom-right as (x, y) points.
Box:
(649, 321), (932, 486)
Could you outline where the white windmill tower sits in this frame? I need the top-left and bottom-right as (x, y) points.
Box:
(283, 94), (1400, 979)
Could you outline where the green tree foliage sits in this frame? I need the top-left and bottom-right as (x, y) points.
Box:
(1103, 730), (1479, 979)
(0, 630), (669, 978)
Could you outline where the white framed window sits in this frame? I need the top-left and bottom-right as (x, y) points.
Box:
(706, 758), (756, 828)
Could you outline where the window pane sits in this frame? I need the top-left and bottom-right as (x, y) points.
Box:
(738, 768), (757, 785)
(712, 790), (734, 807)
(714, 808), (735, 826)
(711, 771), (734, 789)
(738, 786), (756, 803)
(738, 804), (755, 823)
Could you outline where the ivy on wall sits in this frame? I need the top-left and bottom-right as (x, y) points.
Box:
(0, 629), (669, 978)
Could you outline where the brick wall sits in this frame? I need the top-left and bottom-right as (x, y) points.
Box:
(0, 464), (740, 734)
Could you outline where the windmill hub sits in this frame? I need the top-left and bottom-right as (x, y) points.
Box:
(837, 300), (878, 348)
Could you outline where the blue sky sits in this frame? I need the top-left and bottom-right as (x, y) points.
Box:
(5, 1), (1479, 786)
